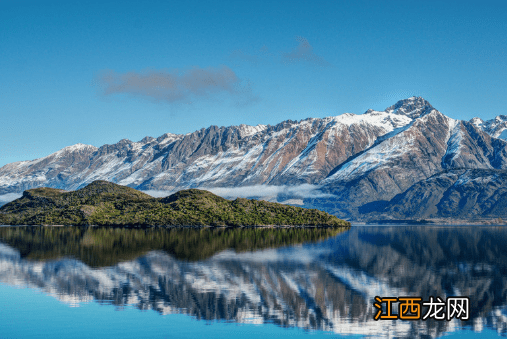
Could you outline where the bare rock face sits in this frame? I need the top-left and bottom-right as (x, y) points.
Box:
(1, 96), (506, 221)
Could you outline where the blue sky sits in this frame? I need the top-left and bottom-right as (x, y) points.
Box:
(1, 0), (506, 167)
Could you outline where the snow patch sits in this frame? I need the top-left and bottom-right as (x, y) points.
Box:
(324, 131), (415, 182)
(238, 124), (267, 138)
(444, 120), (464, 162)
(327, 110), (412, 131)
(455, 172), (497, 186)
(58, 143), (98, 153)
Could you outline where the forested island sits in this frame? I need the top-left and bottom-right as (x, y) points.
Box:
(0, 181), (350, 227)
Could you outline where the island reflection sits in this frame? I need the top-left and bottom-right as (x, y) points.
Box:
(0, 226), (348, 265)
(1, 225), (507, 338)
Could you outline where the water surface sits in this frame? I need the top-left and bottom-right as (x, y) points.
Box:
(0, 225), (506, 338)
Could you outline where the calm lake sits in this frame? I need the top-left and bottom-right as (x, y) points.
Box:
(0, 225), (505, 338)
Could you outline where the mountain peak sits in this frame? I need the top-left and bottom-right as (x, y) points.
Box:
(470, 117), (484, 127)
(77, 180), (151, 197)
(59, 143), (98, 153)
(470, 115), (507, 140)
(384, 97), (434, 119)
(238, 124), (268, 138)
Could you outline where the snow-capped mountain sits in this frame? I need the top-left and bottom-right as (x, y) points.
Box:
(1, 97), (506, 220)
(0, 97), (430, 193)
(312, 106), (507, 218)
(470, 115), (507, 140)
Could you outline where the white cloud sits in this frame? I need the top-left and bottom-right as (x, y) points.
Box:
(142, 184), (332, 202)
(204, 184), (333, 200)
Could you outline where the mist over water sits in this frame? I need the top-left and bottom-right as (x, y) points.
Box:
(0, 225), (506, 338)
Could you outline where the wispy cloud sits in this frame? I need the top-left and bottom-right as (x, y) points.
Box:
(203, 184), (333, 200)
(142, 184), (333, 201)
(282, 36), (332, 67)
(96, 66), (257, 105)
(231, 37), (331, 68)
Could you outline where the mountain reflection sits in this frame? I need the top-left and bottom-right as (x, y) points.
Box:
(1, 226), (507, 338)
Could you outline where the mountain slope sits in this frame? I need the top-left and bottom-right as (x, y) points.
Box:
(308, 110), (507, 218)
(358, 169), (507, 220)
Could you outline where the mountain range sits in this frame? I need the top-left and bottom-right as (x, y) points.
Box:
(1, 97), (506, 222)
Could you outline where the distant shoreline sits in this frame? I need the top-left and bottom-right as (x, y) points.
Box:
(356, 218), (507, 226)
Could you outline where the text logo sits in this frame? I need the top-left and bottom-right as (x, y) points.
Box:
(374, 296), (469, 321)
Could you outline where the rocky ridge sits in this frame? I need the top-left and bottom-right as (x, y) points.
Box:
(1, 97), (506, 221)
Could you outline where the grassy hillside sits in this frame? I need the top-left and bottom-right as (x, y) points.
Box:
(0, 181), (350, 227)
